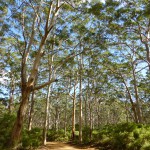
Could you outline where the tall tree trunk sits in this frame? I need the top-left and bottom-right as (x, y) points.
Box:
(85, 77), (89, 127)
(96, 103), (100, 128)
(138, 20), (150, 72)
(9, 72), (15, 113)
(132, 63), (143, 123)
(79, 51), (83, 144)
(55, 106), (59, 131)
(64, 77), (71, 136)
(144, 43), (150, 72)
(64, 94), (67, 136)
(89, 102), (92, 142)
(84, 94), (87, 127)
(28, 90), (35, 131)
(125, 101), (129, 123)
(72, 83), (76, 140)
(9, 1), (60, 148)
(43, 47), (54, 145)
(43, 84), (51, 145)
(121, 75), (139, 123)
(105, 67), (139, 123)
(9, 87), (30, 148)
(9, 32), (55, 149)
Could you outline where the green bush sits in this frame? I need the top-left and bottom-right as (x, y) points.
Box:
(96, 123), (150, 150)
(82, 126), (92, 144)
(47, 129), (71, 142)
(0, 113), (16, 149)
(0, 113), (43, 149)
(22, 127), (43, 149)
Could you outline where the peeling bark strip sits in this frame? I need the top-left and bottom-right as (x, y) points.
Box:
(9, 1), (61, 148)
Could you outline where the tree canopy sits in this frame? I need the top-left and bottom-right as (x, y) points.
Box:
(0, 0), (150, 149)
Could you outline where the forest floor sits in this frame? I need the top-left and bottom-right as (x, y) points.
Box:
(37, 142), (98, 150)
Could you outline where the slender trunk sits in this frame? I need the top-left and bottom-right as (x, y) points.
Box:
(43, 84), (51, 145)
(8, 52), (15, 113)
(125, 100), (135, 122)
(64, 95), (67, 136)
(121, 76), (139, 123)
(96, 104), (100, 128)
(144, 40), (150, 71)
(43, 48), (54, 145)
(9, 73), (15, 113)
(85, 77), (89, 127)
(132, 63), (143, 123)
(64, 77), (71, 136)
(28, 90), (35, 131)
(138, 21), (150, 71)
(72, 83), (76, 140)
(125, 100), (129, 123)
(79, 78), (82, 143)
(48, 110), (51, 129)
(79, 51), (83, 144)
(84, 94), (87, 127)
(107, 109), (110, 124)
(89, 102), (92, 142)
(55, 106), (59, 131)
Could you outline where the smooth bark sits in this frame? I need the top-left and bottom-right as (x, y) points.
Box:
(79, 51), (83, 144)
(28, 90), (35, 131)
(9, 72), (15, 113)
(72, 82), (77, 140)
(64, 95), (67, 136)
(43, 84), (51, 145)
(132, 62), (143, 123)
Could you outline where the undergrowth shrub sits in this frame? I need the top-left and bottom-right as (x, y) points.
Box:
(47, 129), (71, 142)
(22, 127), (43, 149)
(0, 113), (16, 149)
(82, 126), (92, 144)
(97, 123), (150, 150)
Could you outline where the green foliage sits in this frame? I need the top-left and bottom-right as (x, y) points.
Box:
(82, 126), (92, 144)
(96, 123), (150, 150)
(62, 3), (74, 11)
(88, 2), (103, 16)
(47, 129), (71, 142)
(22, 127), (43, 149)
(0, 113), (16, 149)
(0, 24), (10, 36)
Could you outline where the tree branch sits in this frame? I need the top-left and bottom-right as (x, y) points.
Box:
(33, 78), (57, 91)
(45, 1), (53, 32)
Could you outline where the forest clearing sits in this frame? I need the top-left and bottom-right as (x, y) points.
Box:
(0, 0), (150, 149)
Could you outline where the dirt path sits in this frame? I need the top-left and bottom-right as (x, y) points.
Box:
(37, 142), (97, 150)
